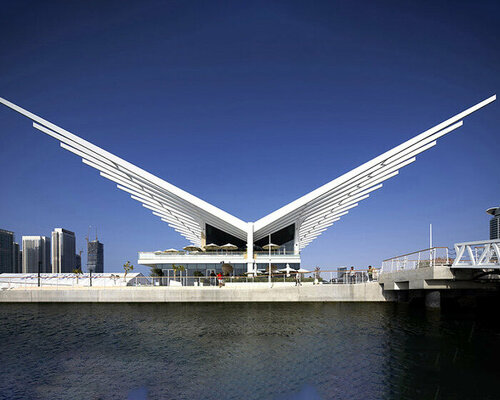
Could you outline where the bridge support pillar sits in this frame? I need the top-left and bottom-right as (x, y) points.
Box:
(425, 290), (441, 309)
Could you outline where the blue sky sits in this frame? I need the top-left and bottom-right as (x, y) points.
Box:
(0, 0), (498, 274)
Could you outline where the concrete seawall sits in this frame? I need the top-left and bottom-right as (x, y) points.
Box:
(0, 282), (395, 303)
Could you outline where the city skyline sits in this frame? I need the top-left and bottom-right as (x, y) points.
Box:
(1, 1), (499, 275)
(1, 225), (101, 273)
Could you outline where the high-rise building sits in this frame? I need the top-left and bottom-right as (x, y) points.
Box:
(87, 240), (104, 273)
(487, 207), (500, 240)
(51, 228), (76, 273)
(0, 229), (14, 273)
(75, 253), (81, 271)
(22, 236), (51, 273)
(13, 242), (21, 273)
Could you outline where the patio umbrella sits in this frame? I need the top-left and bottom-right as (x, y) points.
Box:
(183, 245), (202, 252)
(296, 267), (310, 273)
(262, 243), (280, 250)
(244, 269), (262, 275)
(221, 243), (238, 251)
(222, 263), (234, 275)
(164, 248), (178, 253)
(154, 250), (163, 254)
(204, 243), (220, 251)
(278, 263), (296, 277)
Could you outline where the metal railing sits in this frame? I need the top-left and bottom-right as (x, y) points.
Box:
(129, 268), (380, 287)
(452, 239), (500, 268)
(381, 247), (450, 274)
(138, 249), (299, 259)
(0, 268), (381, 290)
(0, 273), (147, 290)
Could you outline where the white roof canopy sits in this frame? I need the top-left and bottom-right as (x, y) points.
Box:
(0, 95), (495, 250)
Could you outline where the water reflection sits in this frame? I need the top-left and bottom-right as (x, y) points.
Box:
(0, 302), (499, 399)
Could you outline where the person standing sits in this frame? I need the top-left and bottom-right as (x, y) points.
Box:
(367, 265), (373, 282)
(217, 272), (223, 288)
(295, 271), (302, 286)
(349, 266), (355, 284)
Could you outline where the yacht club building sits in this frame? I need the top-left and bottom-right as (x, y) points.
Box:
(0, 95), (496, 276)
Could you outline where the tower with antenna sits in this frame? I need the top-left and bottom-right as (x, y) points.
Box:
(86, 226), (104, 273)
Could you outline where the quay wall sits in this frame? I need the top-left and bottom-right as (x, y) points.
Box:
(0, 282), (395, 303)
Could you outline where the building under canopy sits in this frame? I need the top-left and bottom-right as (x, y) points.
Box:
(0, 95), (495, 275)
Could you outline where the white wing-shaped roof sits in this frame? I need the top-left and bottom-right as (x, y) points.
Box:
(0, 95), (495, 251)
(0, 97), (248, 246)
(253, 95), (496, 250)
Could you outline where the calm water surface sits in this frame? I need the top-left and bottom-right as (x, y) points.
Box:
(0, 302), (499, 400)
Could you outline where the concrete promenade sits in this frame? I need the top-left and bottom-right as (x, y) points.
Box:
(0, 282), (394, 303)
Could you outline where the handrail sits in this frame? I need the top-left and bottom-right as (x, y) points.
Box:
(382, 247), (449, 262)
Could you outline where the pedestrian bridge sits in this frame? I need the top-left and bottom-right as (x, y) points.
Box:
(452, 239), (500, 269)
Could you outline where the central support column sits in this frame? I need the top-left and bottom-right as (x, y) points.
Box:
(293, 223), (300, 255)
(247, 222), (254, 274)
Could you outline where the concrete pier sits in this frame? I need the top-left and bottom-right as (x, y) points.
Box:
(0, 282), (396, 303)
(425, 290), (441, 309)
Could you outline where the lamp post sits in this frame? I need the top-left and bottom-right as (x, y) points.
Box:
(38, 260), (41, 287)
(89, 267), (94, 287)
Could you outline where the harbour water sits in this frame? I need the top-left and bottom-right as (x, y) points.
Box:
(0, 302), (499, 400)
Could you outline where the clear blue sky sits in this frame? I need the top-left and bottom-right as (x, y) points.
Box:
(0, 0), (498, 274)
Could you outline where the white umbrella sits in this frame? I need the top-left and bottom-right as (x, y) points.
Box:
(278, 263), (296, 277)
(244, 269), (262, 275)
(204, 243), (220, 251)
(183, 245), (201, 252)
(154, 250), (163, 254)
(296, 267), (310, 273)
(221, 243), (238, 251)
(263, 243), (280, 250)
(164, 248), (178, 253)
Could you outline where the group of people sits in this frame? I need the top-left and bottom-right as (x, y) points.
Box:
(348, 265), (376, 283)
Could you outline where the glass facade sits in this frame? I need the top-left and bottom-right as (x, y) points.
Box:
(87, 240), (104, 273)
(205, 224), (246, 249)
(255, 224), (295, 252)
(0, 229), (14, 274)
(157, 262), (300, 276)
(13, 242), (21, 273)
(491, 213), (500, 240)
(22, 236), (51, 273)
(51, 228), (76, 273)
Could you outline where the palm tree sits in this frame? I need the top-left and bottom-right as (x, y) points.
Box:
(123, 261), (134, 281)
(172, 264), (185, 281)
(72, 268), (82, 284)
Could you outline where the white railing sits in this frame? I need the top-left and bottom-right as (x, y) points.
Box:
(452, 239), (500, 268)
(138, 249), (297, 259)
(0, 268), (381, 290)
(0, 273), (147, 289)
(381, 247), (450, 274)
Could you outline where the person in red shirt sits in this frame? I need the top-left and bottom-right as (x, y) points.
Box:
(217, 272), (223, 288)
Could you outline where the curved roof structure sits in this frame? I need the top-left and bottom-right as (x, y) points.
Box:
(0, 95), (496, 250)
(487, 207), (499, 217)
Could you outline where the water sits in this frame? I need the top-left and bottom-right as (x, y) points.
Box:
(0, 302), (499, 400)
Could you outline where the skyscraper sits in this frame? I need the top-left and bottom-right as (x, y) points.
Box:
(13, 242), (21, 273)
(487, 207), (500, 240)
(87, 240), (104, 273)
(51, 228), (76, 273)
(0, 229), (14, 273)
(22, 236), (51, 273)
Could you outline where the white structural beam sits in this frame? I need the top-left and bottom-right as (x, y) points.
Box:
(0, 97), (248, 246)
(0, 95), (495, 251)
(253, 96), (496, 247)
